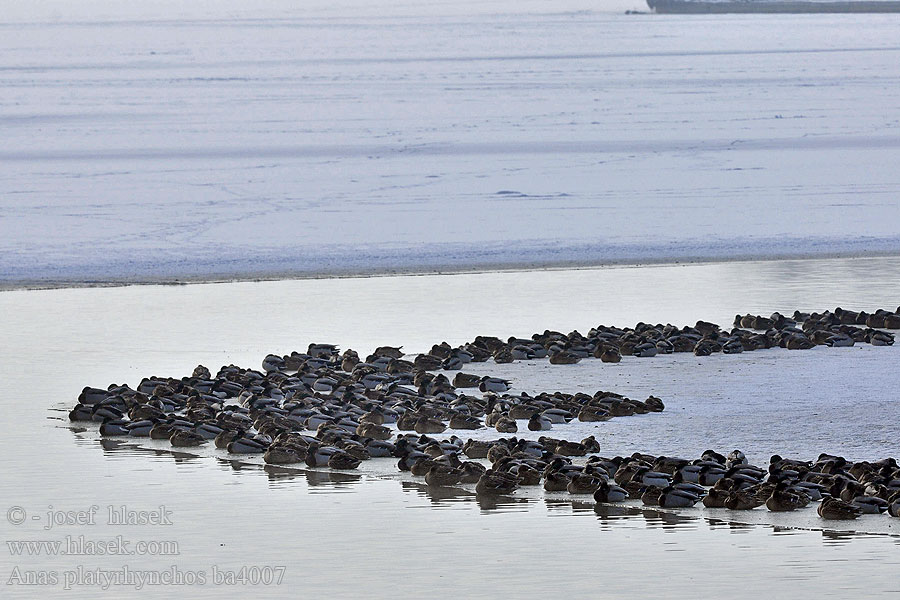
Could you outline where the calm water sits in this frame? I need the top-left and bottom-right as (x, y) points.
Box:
(2, 256), (900, 598)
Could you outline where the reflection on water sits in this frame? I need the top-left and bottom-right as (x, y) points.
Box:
(97, 436), (201, 463)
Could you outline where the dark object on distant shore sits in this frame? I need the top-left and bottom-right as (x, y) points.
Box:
(647, 0), (900, 13)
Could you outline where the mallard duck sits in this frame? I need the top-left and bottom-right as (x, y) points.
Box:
(99, 419), (129, 436)
(851, 496), (889, 514)
(548, 350), (581, 365)
(194, 421), (225, 440)
(495, 417), (518, 433)
(328, 451), (361, 470)
(544, 471), (570, 492)
(703, 488), (729, 508)
(634, 467), (671, 488)
(425, 464), (463, 487)
(415, 417), (446, 435)
(766, 482), (809, 512)
(227, 435), (268, 454)
(479, 377), (511, 393)
(567, 473), (603, 495)
(170, 429), (206, 447)
(458, 461), (487, 484)
(449, 413), (483, 429)
(577, 406), (611, 422)
(511, 464), (542, 486)
(659, 486), (702, 508)
(593, 481), (628, 503)
(462, 439), (493, 459)
(124, 419), (156, 437)
(818, 497), (862, 520)
(452, 372), (481, 388)
(724, 489), (765, 510)
(92, 405), (125, 422)
(214, 428), (244, 448)
(598, 346), (622, 363)
(356, 422), (392, 440)
(527, 413), (552, 431)
(264, 445), (303, 464)
(641, 486), (663, 506)
(475, 469), (519, 495)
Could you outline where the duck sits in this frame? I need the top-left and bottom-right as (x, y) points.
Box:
(494, 417), (518, 433)
(659, 486), (702, 508)
(511, 464), (542, 486)
(766, 482), (809, 512)
(633, 466), (672, 488)
(577, 406), (611, 422)
(475, 469), (519, 495)
(458, 461), (487, 484)
(818, 497), (862, 520)
(632, 343), (658, 358)
(170, 429), (206, 447)
(486, 444), (510, 464)
(479, 377), (511, 393)
(462, 439), (494, 459)
(452, 372), (482, 388)
(264, 445), (303, 464)
(125, 419), (156, 437)
(641, 486), (663, 506)
(527, 413), (553, 431)
(593, 480), (628, 503)
(306, 444), (342, 468)
(548, 350), (581, 365)
(541, 408), (574, 424)
(425, 464), (463, 487)
(328, 451), (361, 470)
(671, 472), (706, 496)
(214, 428), (244, 448)
(598, 346), (622, 363)
(567, 473), (603, 495)
(543, 471), (571, 492)
(356, 422), (392, 441)
(851, 495), (889, 514)
(99, 419), (129, 436)
(414, 417), (446, 435)
(702, 488), (730, 508)
(227, 435), (269, 454)
(723, 489), (765, 510)
(194, 421), (225, 440)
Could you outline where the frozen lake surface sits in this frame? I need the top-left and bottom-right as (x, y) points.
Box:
(3, 1), (900, 285)
(2, 257), (899, 597)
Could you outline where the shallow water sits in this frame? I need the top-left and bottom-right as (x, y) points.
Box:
(2, 256), (900, 598)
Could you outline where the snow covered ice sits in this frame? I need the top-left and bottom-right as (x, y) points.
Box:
(3, 1), (900, 285)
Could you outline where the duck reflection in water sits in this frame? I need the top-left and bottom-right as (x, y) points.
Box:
(593, 503), (644, 524)
(401, 481), (475, 504)
(641, 507), (697, 530)
(304, 469), (361, 488)
(100, 437), (199, 463)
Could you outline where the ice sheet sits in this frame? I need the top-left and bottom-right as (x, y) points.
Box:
(2, 2), (900, 286)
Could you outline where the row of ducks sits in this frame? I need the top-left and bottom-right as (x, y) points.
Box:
(392, 306), (897, 371)
(71, 339), (665, 458)
(75, 372), (900, 522)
